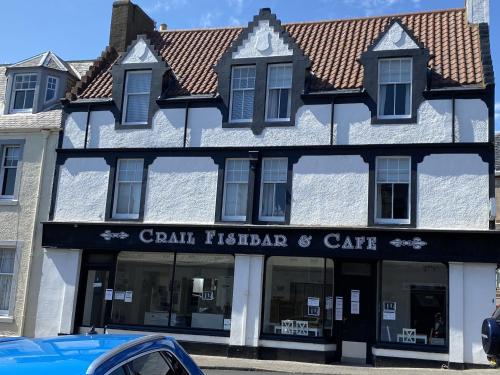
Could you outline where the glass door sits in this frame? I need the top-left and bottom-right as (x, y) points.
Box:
(81, 269), (110, 328)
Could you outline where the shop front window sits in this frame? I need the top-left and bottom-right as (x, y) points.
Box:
(112, 252), (174, 326)
(171, 254), (234, 330)
(110, 251), (234, 332)
(263, 256), (334, 338)
(380, 261), (448, 346)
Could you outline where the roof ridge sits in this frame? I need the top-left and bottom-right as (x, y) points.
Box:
(160, 7), (465, 33)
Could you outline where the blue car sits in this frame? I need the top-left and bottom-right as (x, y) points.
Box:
(0, 333), (205, 375)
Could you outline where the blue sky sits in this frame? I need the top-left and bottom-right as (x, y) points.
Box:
(0, 0), (498, 126)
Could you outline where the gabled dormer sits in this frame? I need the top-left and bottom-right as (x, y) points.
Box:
(215, 8), (311, 135)
(359, 19), (430, 124)
(111, 34), (168, 129)
(4, 51), (78, 115)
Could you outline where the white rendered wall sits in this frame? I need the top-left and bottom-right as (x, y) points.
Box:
(62, 112), (88, 148)
(143, 157), (218, 224)
(188, 105), (331, 147)
(87, 109), (185, 148)
(455, 99), (489, 143)
(229, 255), (264, 347)
(54, 158), (110, 222)
(34, 248), (81, 337)
(417, 154), (489, 229)
(290, 155), (369, 226)
(463, 263), (496, 364)
(335, 101), (453, 144)
(373, 23), (418, 51)
(449, 263), (465, 364)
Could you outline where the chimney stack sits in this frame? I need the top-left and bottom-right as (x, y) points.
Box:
(465, 0), (489, 24)
(109, 0), (155, 53)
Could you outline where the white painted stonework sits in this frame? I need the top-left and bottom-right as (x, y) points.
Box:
(373, 22), (418, 51)
(121, 36), (159, 64)
(417, 154), (489, 229)
(455, 99), (488, 142)
(466, 0), (490, 24)
(87, 109), (185, 148)
(34, 248), (81, 337)
(335, 101), (453, 145)
(62, 112), (88, 148)
(233, 20), (292, 59)
(144, 157), (218, 224)
(53, 158), (110, 222)
(290, 156), (369, 226)
(188, 105), (331, 147)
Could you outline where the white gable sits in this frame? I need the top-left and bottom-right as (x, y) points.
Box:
(232, 20), (293, 59)
(373, 22), (418, 51)
(122, 37), (159, 64)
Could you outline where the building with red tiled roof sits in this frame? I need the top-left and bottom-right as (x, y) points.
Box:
(33, 0), (498, 369)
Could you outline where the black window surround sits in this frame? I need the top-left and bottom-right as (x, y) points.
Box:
(104, 155), (154, 222)
(359, 19), (430, 125)
(213, 151), (295, 225)
(111, 35), (168, 130)
(215, 8), (311, 135)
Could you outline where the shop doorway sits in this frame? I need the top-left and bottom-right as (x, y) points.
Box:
(336, 262), (376, 364)
(75, 253), (116, 331)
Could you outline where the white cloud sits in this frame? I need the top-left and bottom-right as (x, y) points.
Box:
(226, 0), (244, 14)
(495, 102), (500, 123)
(200, 12), (215, 27)
(229, 16), (242, 26)
(340, 0), (421, 16)
(146, 0), (187, 13)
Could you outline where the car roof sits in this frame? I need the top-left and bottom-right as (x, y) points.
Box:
(0, 334), (145, 375)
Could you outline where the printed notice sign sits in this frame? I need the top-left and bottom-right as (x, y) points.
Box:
(114, 291), (125, 300)
(105, 289), (113, 301)
(325, 296), (333, 310)
(124, 291), (133, 303)
(351, 290), (360, 302)
(350, 290), (360, 315)
(335, 297), (343, 321)
(307, 297), (320, 307)
(383, 301), (396, 320)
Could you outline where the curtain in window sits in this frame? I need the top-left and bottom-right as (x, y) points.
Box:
(223, 160), (249, 219)
(266, 65), (292, 120)
(231, 66), (256, 121)
(125, 72), (151, 124)
(260, 158), (287, 220)
(0, 249), (15, 312)
(114, 159), (143, 217)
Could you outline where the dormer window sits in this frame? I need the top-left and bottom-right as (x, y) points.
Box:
(230, 66), (256, 123)
(45, 76), (59, 103)
(378, 58), (412, 119)
(122, 70), (152, 125)
(266, 64), (292, 121)
(10, 73), (37, 113)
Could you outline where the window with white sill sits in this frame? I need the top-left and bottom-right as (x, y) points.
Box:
(230, 66), (256, 122)
(45, 76), (59, 102)
(122, 71), (152, 125)
(266, 64), (292, 121)
(0, 146), (21, 199)
(259, 158), (287, 222)
(375, 157), (410, 224)
(0, 248), (15, 316)
(378, 58), (412, 118)
(10, 73), (37, 113)
(112, 159), (144, 219)
(222, 159), (250, 221)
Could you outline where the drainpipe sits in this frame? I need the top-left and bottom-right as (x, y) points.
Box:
(20, 128), (52, 337)
(183, 101), (190, 148)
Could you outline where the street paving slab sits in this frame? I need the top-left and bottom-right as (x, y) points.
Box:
(193, 355), (496, 374)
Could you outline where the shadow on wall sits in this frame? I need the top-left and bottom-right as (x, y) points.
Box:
(419, 154), (487, 176)
(64, 158), (109, 177)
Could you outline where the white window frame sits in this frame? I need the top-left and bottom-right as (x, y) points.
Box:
(259, 158), (288, 222)
(122, 70), (152, 126)
(377, 58), (412, 120)
(0, 241), (21, 319)
(45, 75), (59, 103)
(9, 73), (38, 114)
(229, 65), (256, 123)
(0, 145), (21, 201)
(374, 156), (411, 225)
(265, 63), (292, 122)
(112, 159), (144, 220)
(222, 158), (250, 222)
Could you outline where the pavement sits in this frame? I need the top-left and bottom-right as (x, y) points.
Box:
(193, 355), (497, 374)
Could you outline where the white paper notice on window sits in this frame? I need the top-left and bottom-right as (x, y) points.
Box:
(124, 291), (133, 303)
(325, 296), (333, 310)
(224, 319), (231, 330)
(105, 289), (113, 301)
(114, 291), (125, 300)
(335, 297), (343, 321)
(351, 301), (360, 315)
(93, 282), (102, 288)
(308, 297), (320, 307)
(351, 290), (360, 302)
(383, 301), (396, 320)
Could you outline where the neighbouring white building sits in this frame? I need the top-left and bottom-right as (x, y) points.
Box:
(34, 0), (497, 368)
(0, 52), (91, 337)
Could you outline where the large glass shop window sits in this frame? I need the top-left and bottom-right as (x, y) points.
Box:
(380, 261), (448, 346)
(171, 254), (234, 330)
(111, 252), (234, 331)
(263, 257), (334, 338)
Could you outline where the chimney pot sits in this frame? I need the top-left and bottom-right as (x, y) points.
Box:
(159, 23), (167, 31)
(465, 0), (489, 24)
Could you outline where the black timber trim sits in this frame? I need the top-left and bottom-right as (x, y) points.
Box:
(111, 35), (169, 129)
(104, 156), (156, 222)
(359, 19), (430, 125)
(215, 8), (311, 135)
(477, 23), (495, 87)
